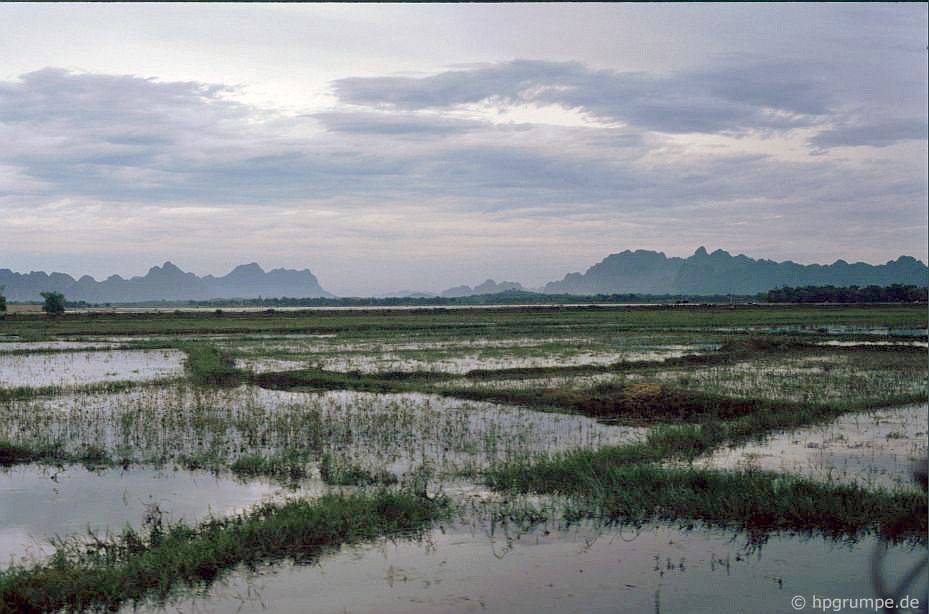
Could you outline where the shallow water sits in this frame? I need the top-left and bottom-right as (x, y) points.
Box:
(134, 520), (927, 614)
(643, 354), (926, 403)
(0, 385), (644, 476)
(0, 349), (186, 388)
(697, 404), (928, 490)
(0, 465), (321, 566)
(234, 357), (309, 374)
(0, 340), (122, 352)
(716, 325), (928, 338)
(316, 346), (708, 375)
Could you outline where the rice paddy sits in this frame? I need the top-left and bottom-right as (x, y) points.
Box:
(0, 304), (925, 612)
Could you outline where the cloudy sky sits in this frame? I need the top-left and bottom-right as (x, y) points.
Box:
(1, 3), (926, 295)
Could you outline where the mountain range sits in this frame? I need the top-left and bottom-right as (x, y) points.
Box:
(440, 280), (526, 298)
(1, 248), (926, 303)
(0, 262), (332, 302)
(544, 247), (928, 295)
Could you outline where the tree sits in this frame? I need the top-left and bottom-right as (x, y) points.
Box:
(40, 291), (66, 316)
(0, 285), (6, 318)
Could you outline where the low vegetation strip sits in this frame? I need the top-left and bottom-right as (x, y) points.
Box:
(0, 441), (112, 469)
(485, 393), (928, 484)
(0, 491), (447, 613)
(1, 305), (924, 338)
(175, 342), (241, 385)
(488, 463), (927, 542)
(444, 382), (790, 423)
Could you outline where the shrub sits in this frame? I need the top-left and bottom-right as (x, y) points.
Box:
(40, 291), (66, 316)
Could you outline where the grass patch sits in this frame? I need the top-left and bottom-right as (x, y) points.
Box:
(230, 449), (310, 481)
(176, 342), (241, 385)
(319, 453), (399, 486)
(251, 368), (412, 394)
(0, 441), (65, 466)
(0, 491), (447, 612)
(0, 441), (117, 469)
(490, 462), (926, 542)
(1, 305), (924, 338)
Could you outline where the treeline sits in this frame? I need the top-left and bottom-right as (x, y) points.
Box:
(765, 284), (927, 303)
(179, 291), (744, 308)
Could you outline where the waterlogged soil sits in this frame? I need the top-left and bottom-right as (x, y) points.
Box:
(715, 325), (928, 337)
(222, 334), (720, 375)
(0, 385), (644, 476)
(0, 464), (322, 567)
(696, 404), (929, 491)
(639, 353), (926, 403)
(0, 340), (122, 352)
(134, 520), (927, 614)
(0, 349), (186, 388)
(312, 345), (711, 374)
(234, 357), (310, 374)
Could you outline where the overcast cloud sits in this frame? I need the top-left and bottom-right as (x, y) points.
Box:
(0, 3), (925, 295)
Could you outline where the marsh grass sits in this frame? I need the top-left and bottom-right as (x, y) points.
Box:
(175, 342), (242, 385)
(229, 448), (311, 481)
(536, 464), (926, 542)
(0, 491), (447, 612)
(319, 452), (399, 486)
(0, 440), (120, 469)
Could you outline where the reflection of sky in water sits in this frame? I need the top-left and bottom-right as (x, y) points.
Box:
(132, 521), (927, 614)
(0, 350), (185, 388)
(316, 346), (708, 374)
(0, 465), (322, 566)
(697, 404), (928, 490)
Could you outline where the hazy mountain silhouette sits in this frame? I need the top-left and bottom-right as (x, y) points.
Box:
(0, 262), (332, 302)
(441, 279), (525, 298)
(544, 248), (928, 295)
(3, 249), (926, 303)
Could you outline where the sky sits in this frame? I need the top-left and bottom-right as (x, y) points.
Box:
(0, 3), (926, 296)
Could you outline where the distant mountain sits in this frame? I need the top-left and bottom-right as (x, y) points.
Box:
(0, 262), (333, 302)
(441, 279), (525, 298)
(544, 248), (928, 295)
(381, 290), (439, 299)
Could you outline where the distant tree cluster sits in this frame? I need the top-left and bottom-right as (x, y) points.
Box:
(179, 291), (744, 309)
(765, 285), (927, 304)
(40, 291), (66, 315)
(0, 286), (6, 318)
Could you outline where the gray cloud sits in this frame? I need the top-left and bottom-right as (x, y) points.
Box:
(312, 111), (482, 136)
(334, 59), (833, 135)
(810, 118), (929, 149)
(0, 60), (925, 293)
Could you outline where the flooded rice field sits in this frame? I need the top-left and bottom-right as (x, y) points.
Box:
(221, 334), (722, 375)
(0, 386), (642, 476)
(312, 348), (699, 374)
(0, 465), (319, 566)
(0, 340), (122, 352)
(714, 325), (928, 338)
(135, 520), (926, 614)
(641, 353), (927, 403)
(696, 404), (928, 490)
(0, 349), (186, 388)
(0, 306), (925, 611)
